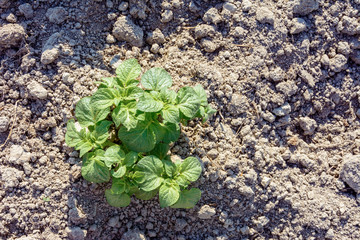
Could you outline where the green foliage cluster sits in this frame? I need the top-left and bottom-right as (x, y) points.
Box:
(65, 59), (215, 208)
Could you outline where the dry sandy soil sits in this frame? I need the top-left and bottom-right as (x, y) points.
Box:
(1, 0), (360, 239)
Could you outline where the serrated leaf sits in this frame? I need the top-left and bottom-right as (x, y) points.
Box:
(171, 188), (201, 209)
(161, 104), (180, 124)
(134, 188), (158, 200)
(121, 86), (143, 100)
(105, 189), (131, 207)
(160, 122), (180, 143)
(123, 151), (138, 167)
(141, 67), (172, 91)
(163, 160), (176, 178)
(178, 157), (202, 182)
(149, 143), (170, 160)
(137, 92), (164, 112)
(99, 77), (117, 88)
(160, 88), (177, 104)
(176, 87), (201, 119)
(136, 156), (164, 191)
(65, 120), (93, 157)
(91, 88), (121, 109)
(111, 102), (138, 129)
(110, 178), (127, 194)
(92, 120), (112, 145)
(81, 153), (110, 183)
(115, 59), (141, 87)
(193, 85), (208, 106)
(101, 145), (125, 168)
(75, 97), (110, 128)
(159, 180), (180, 207)
(112, 165), (126, 178)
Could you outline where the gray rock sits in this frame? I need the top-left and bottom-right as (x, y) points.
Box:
(203, 8), (222, 24)
(161, 10), (173, 23)
(272, 102), (291, 116)
(239, 186), (255, 198)
(233, 26), (247, 38)
(175, 219), (187, 231)
(293, 0), (319, 15)
(108, 216), (120, 227)
(69, 207), (86, 225)
(27, 81), (48, 99)
(223, 3), (237, 13)
(1, 167), (24, 188)
(200, 39), (218, 53)
(19, 3), (34, 19)
(146, 28), (165, 44)
(0, 116), (9, 132)
(356, 109), (360, 119)
(121, 229), (147, 240)
(150, 43), (160, 53)
(329, 54), (347, 72)
(0, 0), (9, 8)
(0, 24), (26, 49)
(299, 69), (315, 87)
(112, 16), (143, 47)
(261, 111), (276, 123)
(106, 34), (116, 44)
(230, 94), (250, 115)
(350, 50), (360, 65)
(256, 7), (275, 25)
(242, 0), (252, 12)
(340, 155), (360, 193)
(299, 116), (317, 135)
(254, 216), (270, 230)
(207, 149), (219, 159)
(269, 67), (285, 82)
(5, 13), (16, 23)
(276, 81), (298, 96)
(41, 48), (60, 65)
(240, 226), (250, 234)
(67, 227), (85, 240)
(325, 229), (335, 239)
(8, 145), (31, 165)
(118, 2), (128, 11)
(337, 41), (351, 56)
(194, 24), (216, 39)
(46, 7), (67, 24)
(338, 16), (360, 35)
(198, 205), (216, 219)
(290, 18), (307, 34)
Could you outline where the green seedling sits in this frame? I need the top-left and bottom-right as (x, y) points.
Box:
(65, 59), (216, 208)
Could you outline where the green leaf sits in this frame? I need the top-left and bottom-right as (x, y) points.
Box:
(136, 156), (164, 191)
(112, 165), (127, 178)
(161, 104), (180, 124)
(176, 87), (201, 119)
(110, 178), (127, 194)
(118, 116), (163, 152)
(137, 92), (164, 112)
(116, 59), (141, 87)
(101, 145), (125, 168)
(149, 143), (169, 160)
(163, 160), (176, 178)
(75, 97), (110, 128)
(160, 122), (180, 143)
(175, 174), (189, 187)
(141, 67), (172, 91)
(123, 151), (138, 167)
(81, 153), (110, 183)
(111, 102), (138, 129)
(92, 120), (112, 145)
(171, 188), (201, 209)
(160, 88), (177, 104)
(91, 88), (121, 109)
(65, 120), (93, 157)
(159, 179), (180, 207)
(134, 188), (158, 200)
(105, 189), (131, 207)
(121, 86), (144, 100)
(99, 77), (116, 88)
(178, 157), (202, 182)
(193, 85), (208, 106)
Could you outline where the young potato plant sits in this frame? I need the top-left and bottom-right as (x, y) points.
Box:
(65, 59), (215, 208)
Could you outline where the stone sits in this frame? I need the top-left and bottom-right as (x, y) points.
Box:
(242, 0), (252, 12)
(329, 54), (347, 72)
(230, 94), (250, 115)
(276, 81), (298, 96)
(337, 41), (351, 56)
(175, 219), (187, 232)
(69, 207), (86, 225)
(350, 50), (360, 65)
(161, 10), (173, 23)
(293, 0), (319, 15)
(0, 116), (9, 132)
(27, 81), (48, 99)
(356, 109), (360, 119)
(203, 8), (222, 24)
(146, 28), (165, 44)
(121, 229), (146, 240)
(207, 149), (219, 159)
(256, 7), (275, 25)
(261, 111), (276, 123)
(233, 26), (247, 38)
(299, 69), (315, 87)
(299, 116), (317, 135)
(254, 216), (270, 230)
(150, 43), (160, 53)
(198, 205), (216, 219)
(67, 227), (85, 240)
(5, 13), (16, 23)
(19, 3), (34, 19)
(8, 145), (31, 165)
(194, 24), (216, 39)
(272, 102), (291, 116)
(269, 67), (285, 82)
(223, 3), (237, 13)
(340, 155), (360, 193)
(200, 39), (218, 53)
(41, 48), (60, 65)
(0, 24), (26, 49)
(106, 34), (116, 44)
(108, 216), (120, 227)
(1, 167), (24, 188)
(112, 16), (144, 47)
(46, 7), (67, 24)
(118, 2), (128, 11)
(338, 16), (360, 35)
(239, 186), (255, 198)
(290, 18), (307, 34)
(325, 229), (335, 239)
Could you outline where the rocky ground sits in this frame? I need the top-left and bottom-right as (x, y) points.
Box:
(1, 0), (360, 239)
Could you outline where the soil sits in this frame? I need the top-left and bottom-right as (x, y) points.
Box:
(1, 0), (360, 239)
